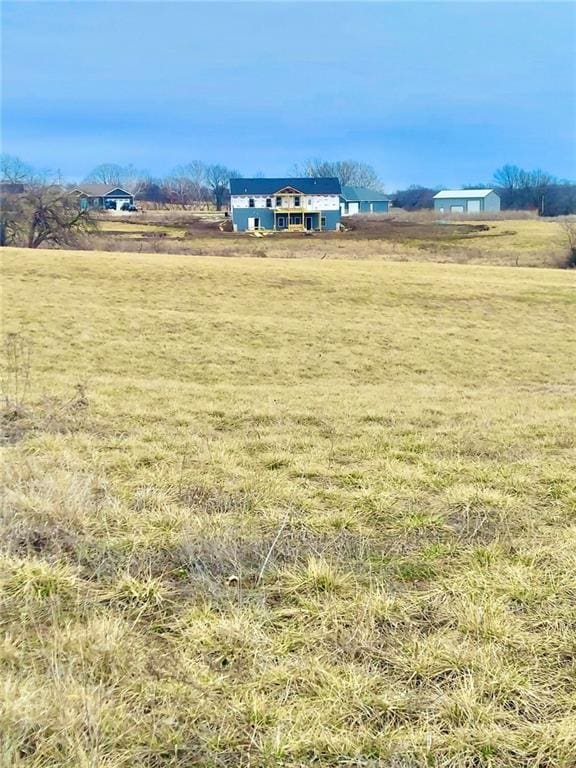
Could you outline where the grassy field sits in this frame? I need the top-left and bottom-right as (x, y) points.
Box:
(97, 221), (187, 238)
(92, 213), (569, 269)
(2, 247), (576, 767)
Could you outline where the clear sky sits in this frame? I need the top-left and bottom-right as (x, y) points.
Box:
(2, 1), (575, 190)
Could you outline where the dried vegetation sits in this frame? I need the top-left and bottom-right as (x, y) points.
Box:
(1, 247), (575, 766)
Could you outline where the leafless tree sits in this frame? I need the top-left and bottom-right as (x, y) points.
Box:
(493, 165), (555, 192)
(493, 165), (560, 213)
(493, 165), (529, 190)
(84, 163), (124, 185)
(167, 162), (210, 207)
(1, 183), (94, 248)
(164, 175), (194, 208)
(205, 164), (241, 210)
(527, 169), (555, 189)
(295, 159), (383, 190)
(84, 163), (149, 193)
(0, 154), (33, 184)
(174, 161), (207, 187)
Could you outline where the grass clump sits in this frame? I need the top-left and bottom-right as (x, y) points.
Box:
(0, 556), (79, 600)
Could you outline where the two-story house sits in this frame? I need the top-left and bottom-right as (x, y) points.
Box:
(229, 177), (342, 232)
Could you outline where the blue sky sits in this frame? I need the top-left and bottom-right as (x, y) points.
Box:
(2, 1), (575, 190)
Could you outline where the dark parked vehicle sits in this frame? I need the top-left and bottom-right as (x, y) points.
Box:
(120, 202), (138, 212)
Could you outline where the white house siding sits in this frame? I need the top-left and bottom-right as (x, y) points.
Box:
(231, 194), (340, 211)
(306, 195), (340, 210)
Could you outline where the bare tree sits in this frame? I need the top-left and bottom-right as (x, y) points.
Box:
(167, 162), (210, 207)
(296, 159), (383, 190)
(493, 165), (529, 190)
(0, 154), (33, 184)
(84, 163), (124, 185)
(173, 161), (207, 187)
(527, 169), (555, 189)
(493, 165), (560, 213)
(205, 164), (240, 210)
(165, 176), (191, 208)
(493, 165), (557, 193)
(84, 163), (149, 193)
(122, 165), (151, 195)
(1, 183), (94, 248)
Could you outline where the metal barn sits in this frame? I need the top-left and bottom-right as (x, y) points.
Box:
(433, 189), (501, 214)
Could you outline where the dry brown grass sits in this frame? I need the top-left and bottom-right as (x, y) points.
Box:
(85, 210), (568, 268)
(1, 247), (575, 766)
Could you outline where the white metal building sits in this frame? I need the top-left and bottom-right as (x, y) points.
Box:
(433, 189), (501, 214)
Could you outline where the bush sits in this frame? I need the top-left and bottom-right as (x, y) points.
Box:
(559, 220), (576, 268)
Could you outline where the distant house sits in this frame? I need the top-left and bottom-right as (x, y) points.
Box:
(229, 177), (342, 232)
(433, 189), (500, 214)
(73, 184), (135, 211)
(340, 186), (391, 215)
(0, 182), (25, 196)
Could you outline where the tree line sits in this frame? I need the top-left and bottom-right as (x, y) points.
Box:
(80, 161), (576, 216)
(81, 158), (385, 210)
(82, 162), (241, 211)
(2, 153), (576, 222)
(0, 155), (386, 212)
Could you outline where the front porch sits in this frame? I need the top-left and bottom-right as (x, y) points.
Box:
(274, 210), (323, 232)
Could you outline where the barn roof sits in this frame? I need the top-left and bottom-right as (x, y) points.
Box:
(230, 177), (341, 195)
(433, 189), (498, 199)
(340, 185), (390, 202)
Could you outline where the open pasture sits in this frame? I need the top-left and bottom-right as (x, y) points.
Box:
(1, 247), (576, 767)
(92, 213), (568, 268)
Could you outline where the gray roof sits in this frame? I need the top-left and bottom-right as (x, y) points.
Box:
(340, 185), (390, 202)
(230, 177), (341, 196)
(73, 184), (132, 197)
(433, 189), (497, 199)
(0, 182), (25, 195)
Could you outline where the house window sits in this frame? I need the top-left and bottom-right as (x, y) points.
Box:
(307, 198), (312, 206)
(266, 198), (272, 208)
(321, 217), (326, 227)
(289, 214), (302, 225)
(294, 196), (301, 206)
(276, 196), (282, 206)
(277, 216), (286, 228)
(249, 198), (255, 207)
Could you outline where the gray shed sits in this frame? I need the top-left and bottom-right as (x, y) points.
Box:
(340, 186), (390, 215)
(433, 189), (500, 214)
